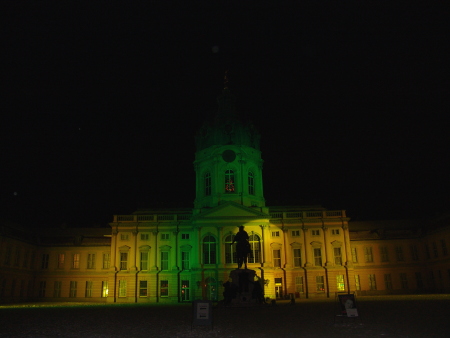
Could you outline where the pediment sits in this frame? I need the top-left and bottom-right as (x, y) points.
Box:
(194, 201), (269, 220)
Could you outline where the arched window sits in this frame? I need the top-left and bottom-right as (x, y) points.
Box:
(248, 234), (261, 263)
(203, 235), (216, 264)
(224, 234), (237, 264)
(204, 172), (211, 196)
(225, 170), (235, 193)
(248, 171), (255, 195)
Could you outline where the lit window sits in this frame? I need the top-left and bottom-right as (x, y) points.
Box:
(205, 172), (211, 196)
(203, 235), (216, 264)
(272, 231), (280, 237)
(160, 280), (169, 297)
(316, 276), (325, 291)
(225, 234), (237, 264)
(181, 280), (190, 301)
(248, 171), (254, 195)
(291, 230), (300, 237)
(369, 274), (377, 290)
(225, 170), (235, 193)
(351, 247), (358, 263)
(311, 230), (320, 236)
(72, 254), (80, 269)
(101, 281), (109, 297)
(295, 276), (304, 293)
(331, 229), (340, 235)
(336, 274), (345, 291)
(139, 280), (148, 297)
(355, 275), (361, 290)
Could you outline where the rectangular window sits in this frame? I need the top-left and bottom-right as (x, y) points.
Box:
(121, 234), (129, 240)
(410, 245), (419, 261)
(336, 274), (345, 291)
(441, 239), (448, 256)
(205, 172), (211, 196)
(273, 249), (281, 267)
(160, 280), (169, 297)
(161, 233), (170, 240)
(316, 276), (325, 291)
(41, 253), (49, 269)
(181, 233), (190, 240)
(23, 251), (29, 268)
(4, 247), (11, 265)
(415, 272), (424, 289)
(248, 172), (255, 195)
(70, 281), (77, 297)
(72, 253), (80, 269)
(351, 247), (358, 263)
(395, 246), (404, 261)
(101, 281), (109, 298)
(120, 252), (128, 270)
(139, 280), (148, 297)
(161, 252), (169, 270)
(400, 273), (408, 289)
(87, 254), (96, 269)
(369, 274), (377, 290)
(39, 281), (46, 297)
(311, 230), (320, 236)
(355, 275), (361, 291)
(314, 248), (322, 266)
(182, 251), (190, 270)
(140, 233), (149, 240)
(291, 230), (300, 237)
(14, 248), (20, 266)
(140, 252), (149, 271)
(57, 253), (65, 269)
(119, 280), (127, 297)
(432, 242), (438, 257)
(85, 281), (93, 297)
(181, 280), (190, 301)
(334, 247), (342, 265)
(425, 244), (430, 259)
(272, 231), (280, 237)
(364, 247), (373, 262)
(54, 281), (62, 298)
(295, 276), (304, 293)
(384, 274), (392, 290)
(331, 229), (340, 235)
(293, 248), (302, 267)
(103, 253), (111, 269)
(380, 246), (389, 262)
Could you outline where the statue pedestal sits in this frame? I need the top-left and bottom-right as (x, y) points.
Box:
(223, 269), (265, 306)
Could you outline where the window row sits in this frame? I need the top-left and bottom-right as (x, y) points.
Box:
(203, 170), (256, 195)
(36, 280), (109, 298)
(40, 253), (111, 270)
(119, 233), (191, 241)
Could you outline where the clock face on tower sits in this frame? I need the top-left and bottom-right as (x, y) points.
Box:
(222, 149), (236, 163)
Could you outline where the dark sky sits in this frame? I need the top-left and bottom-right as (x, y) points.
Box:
(2, 2), (449, 228)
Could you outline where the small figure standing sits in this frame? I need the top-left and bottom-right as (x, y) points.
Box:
(232, 226), (251, 269)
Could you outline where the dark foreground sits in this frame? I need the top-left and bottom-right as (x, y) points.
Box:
(1, 295), (449, 337)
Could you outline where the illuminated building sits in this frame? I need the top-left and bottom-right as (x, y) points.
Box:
(1, 88), (449, 303)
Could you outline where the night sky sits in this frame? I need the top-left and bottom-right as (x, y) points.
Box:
(2, 2), (449, 228)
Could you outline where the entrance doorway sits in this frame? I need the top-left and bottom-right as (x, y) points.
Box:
(275, 277), (283, 299)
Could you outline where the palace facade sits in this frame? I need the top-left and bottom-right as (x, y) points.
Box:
(1, 88), (449, 303)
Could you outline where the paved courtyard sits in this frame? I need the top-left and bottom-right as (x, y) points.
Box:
(1, 295), (449, 337)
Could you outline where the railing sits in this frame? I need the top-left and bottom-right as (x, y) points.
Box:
(114, 214), (192, 222)
(270, 210), (346, 219)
